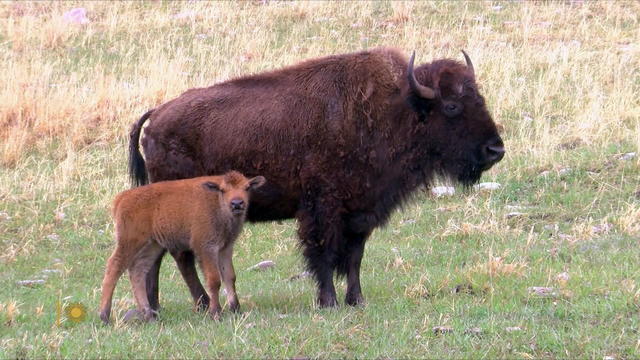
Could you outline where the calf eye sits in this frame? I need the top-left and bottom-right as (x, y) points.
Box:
(202, 181), (222, 192)
(443, 102), (463, 118)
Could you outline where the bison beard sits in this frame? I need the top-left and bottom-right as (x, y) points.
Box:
(128, 47), (504, 309)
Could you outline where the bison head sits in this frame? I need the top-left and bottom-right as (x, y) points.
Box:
(406, 51), (505, 186)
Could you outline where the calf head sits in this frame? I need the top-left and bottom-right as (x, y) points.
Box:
(202, 171), (266, 217)
(407, 51), (505, 185)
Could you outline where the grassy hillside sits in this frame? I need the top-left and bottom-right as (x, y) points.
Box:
(1, 1), (639, 358)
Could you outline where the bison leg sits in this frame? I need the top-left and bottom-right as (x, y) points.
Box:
(145, 248), (166, 312)
(297, 191), (343, 308)
(344, 236), (367, 306)
(303, 245), (338, 308)
(171, 251), (210, 311)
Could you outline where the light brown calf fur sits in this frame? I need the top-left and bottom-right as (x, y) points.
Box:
(99, 171), (265, 323)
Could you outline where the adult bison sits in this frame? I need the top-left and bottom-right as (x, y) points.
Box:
(128, 47), (504, 309)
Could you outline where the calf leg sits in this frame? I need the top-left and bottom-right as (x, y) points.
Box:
(128, 243), (165, 322)
(217, 244), (239, 312)
(195, 246), (223, 320)
(99, 245), (128, 324)
(171, 250), (210, 311)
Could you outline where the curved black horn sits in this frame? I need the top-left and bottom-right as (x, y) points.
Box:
(461, 50), (475, 77)
(407, 51), (435, 99)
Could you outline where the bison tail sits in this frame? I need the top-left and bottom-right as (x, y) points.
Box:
(128, 109), (153, 187)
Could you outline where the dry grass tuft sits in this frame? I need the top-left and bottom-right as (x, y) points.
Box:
(0, 2), (638, 166)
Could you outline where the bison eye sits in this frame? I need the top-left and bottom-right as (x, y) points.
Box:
(443, 102), (463, 118)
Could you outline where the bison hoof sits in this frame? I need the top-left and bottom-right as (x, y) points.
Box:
(345, 293), (366, 307)
(317, 294), (338, 308)
(195, 296), (210, 312)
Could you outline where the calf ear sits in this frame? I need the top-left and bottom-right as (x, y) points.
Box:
(248, 176), (266, 190)
(202, 181), (221, 192)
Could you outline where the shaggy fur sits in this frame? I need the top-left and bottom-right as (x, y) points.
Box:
(99, 171), (265, 323)
(128, 47), (504, 308)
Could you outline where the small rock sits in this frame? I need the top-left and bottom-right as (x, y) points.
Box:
(474, 182), (501, 191)
(592, 223), (612, 234)
(400, 219), (416, 225)
(538, 170), (551, 177)
(491, 5), (503, 11)
(63, 8), (89, 24)
(247, 260), (275, 271)
(42, 269), (61, 274)
(528, 286), (558, 297)
(619, 152), (636, 161)
(464, 327), (482, 336)
(54, 211), (66, 221)
(506, 212), (525, 218)
(603, 356), (616, 360)
(46, 234), (60, 241)
(17, 279), (46, 287)
(391, 247), (399, 254)
(432, 326), (453, 335)
(505, 205), (528, 211)
(431, 186), (455, 197)
(196, 341), (209, 349)
(558, 167), (572, 176)
(53, 258), (63, 264)
(173, 10), (197, 19)
(505, 326), (522, 332)
(0, 211), (11, 221)
(289, 271), (311, 281)
(556, 272), (569, 282)
(277, 314), (289, 319)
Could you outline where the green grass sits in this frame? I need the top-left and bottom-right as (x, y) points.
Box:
(1, 141), (638, 358)
(1, 1), (639, 358)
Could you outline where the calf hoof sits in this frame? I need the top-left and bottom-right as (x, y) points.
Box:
(345, 292), (366, 307)
(209, 307), (222, 321)
(228, 300), (240, 313)
(99, 310), (110, 325)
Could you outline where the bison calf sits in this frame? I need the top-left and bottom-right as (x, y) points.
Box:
(99, 171), (265, 323)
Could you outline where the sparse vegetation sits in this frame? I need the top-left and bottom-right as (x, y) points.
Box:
(1, 1), (639, 358)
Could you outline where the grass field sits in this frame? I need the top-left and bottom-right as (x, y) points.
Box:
(1, 1), (639, 358)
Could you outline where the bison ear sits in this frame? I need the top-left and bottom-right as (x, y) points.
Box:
(202, 181), (221, 192)
(248, 176), (266, 190)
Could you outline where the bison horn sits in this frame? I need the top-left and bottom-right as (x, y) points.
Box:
(407, 51), (436, 100)
(461, 50), (475, 77)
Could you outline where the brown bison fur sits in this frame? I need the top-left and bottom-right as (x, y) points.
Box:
(128, 47), (505, 308)
(99, 171), (265, 323)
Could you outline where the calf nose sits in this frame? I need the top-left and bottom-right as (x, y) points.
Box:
(230, 199), (245, 210)
(483, 137), (505, 164)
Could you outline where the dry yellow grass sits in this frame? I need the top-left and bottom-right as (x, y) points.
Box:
(0, 1), (638, 167)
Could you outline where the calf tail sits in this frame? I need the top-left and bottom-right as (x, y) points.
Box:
(129, 109), (153, 187)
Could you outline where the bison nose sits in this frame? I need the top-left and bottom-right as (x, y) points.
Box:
(230, 199), (245, 210)
(483, 137), (505, 165)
